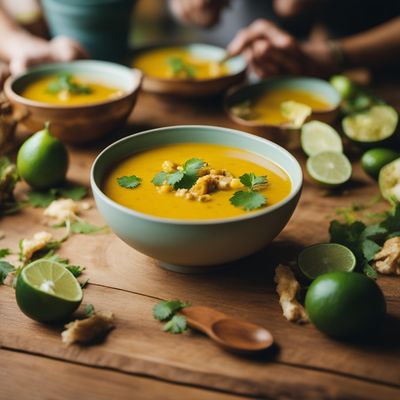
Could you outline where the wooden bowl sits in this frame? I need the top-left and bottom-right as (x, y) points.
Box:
(224, 77), (341, 142)
(4, 61), (143, 144)
(131, 44), (246, 97)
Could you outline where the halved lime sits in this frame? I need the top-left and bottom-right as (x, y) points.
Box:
(342, 105), (398, 145)
(301, 121), (343, 156)
(361, 148), (399, 180)
(298, 243), (356, 280)
(306, 151), (352, 187)
(16, 259), (83, 323)
(379, 157), (400, 203)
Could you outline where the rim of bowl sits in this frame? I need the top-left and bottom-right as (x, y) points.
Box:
(90, 125), (303, 226)
(132, 43), (247, 84)
(4, 60), (143, 110)
(224, 77), (340, 128)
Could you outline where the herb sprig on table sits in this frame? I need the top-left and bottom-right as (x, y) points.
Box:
(230, 173), (268, 211)
(167, 57), (196, 78)
(26, 184), (87, 208)
(329, 203), (400, 279)
(46, 72), (92, 95)
(153, 300), (191, 334)
(152, 158), (206, 190)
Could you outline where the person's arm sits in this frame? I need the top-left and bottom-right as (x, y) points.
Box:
(168, 0), (230, 28)
(0, 8), (89, 76)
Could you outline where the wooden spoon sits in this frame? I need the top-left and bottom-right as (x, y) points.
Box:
(180, 306), (273, 353)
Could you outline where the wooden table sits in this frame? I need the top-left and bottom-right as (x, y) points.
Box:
(1, 85), (400, 400)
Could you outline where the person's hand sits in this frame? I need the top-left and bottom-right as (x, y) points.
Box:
(169, 0), (229, 28)
(227, 19), (305, 77)
(0, 61), (9, 88)
(9, 36), (89, 76)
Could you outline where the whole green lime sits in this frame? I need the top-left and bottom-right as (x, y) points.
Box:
(361, 148), (399, 180)
(17, 122), (68, 190)
(330, 75), (354, 100)
(305, 272), (386, 337)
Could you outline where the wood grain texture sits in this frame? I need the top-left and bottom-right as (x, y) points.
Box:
(0, 349), (246, 400)
(1, 85), (400, 399)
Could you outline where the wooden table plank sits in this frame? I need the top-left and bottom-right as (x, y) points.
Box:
(0, 349), (247, 400)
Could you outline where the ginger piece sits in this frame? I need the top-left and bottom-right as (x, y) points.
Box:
(62, 311), (115, 345)
(44, 198), (80, 225)
(274, 264), (309, 323)
(373, 237), (400, 275)
(21, 231), (53, 263)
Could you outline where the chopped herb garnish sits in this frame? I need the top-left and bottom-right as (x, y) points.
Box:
(163, 315), (188, 334)
(0, 260), (15, 284)
(46, 72), (92, 95)
(167, 57), (196, 78)
(84, 304), (95, 317)
(70, 220), (106, 234)
(66, 265), (85, 277)
(117, 175), (142, 189)
(26, 185), (87, 208)
(230, 173), (268, 211)
(0, 248), (11, 258)
(153, 299), (190, 334)
(152, 158), (206, 190)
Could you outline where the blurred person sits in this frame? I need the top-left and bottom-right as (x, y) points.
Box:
(169, 0), (400, 77)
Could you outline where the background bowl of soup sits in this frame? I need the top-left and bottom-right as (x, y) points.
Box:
(225, 77), (340, 136)
(131, 44), (246, 97)
(4, 60), (143, 144)
(91, 125), (302, 273)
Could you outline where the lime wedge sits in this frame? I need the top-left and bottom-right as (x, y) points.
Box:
(301, 121), (343, 156)
(306, 151), (352, 187)
(281, 100), (312, 128)
(16, 259), (83, 322)
(379, 157), (400, 203)
(342, 105), (398, 144)
(298, 243), (356, 280)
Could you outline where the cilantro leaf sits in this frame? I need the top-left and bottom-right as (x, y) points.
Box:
(57, 185), (87, 201)
(46, 72), (92, 95)
(240, 173), (267, 191)
(26, 190), (57, 208)
(167, 57), (196, 78)
(361, 239), (381, 262)
(84, 304), (95, 317)
(153, 300), (190, 321)
(0, 260), (15, 284)
(182, 158), (206, 176)
(363, 262), (378, 279)
(117, 175), (142, 189)
(0, 248), (11, 258)
(166, 171), (185, 186)
(66, 265), (85, 277)
(163, 315), (188, 334)
(70, 220), (105, 234)
(152, 172), (168, 186)
(26, 185), (87, 208)
(230, 190), (266, 211)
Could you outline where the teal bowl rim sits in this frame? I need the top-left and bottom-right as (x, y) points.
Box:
(90, 125), (303, 225)
(131, 43), (247, 83)
(4, 60), (143, 110)
(224, 76), (341, 128)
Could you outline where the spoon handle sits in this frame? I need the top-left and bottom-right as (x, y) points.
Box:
(180, 306), (226, 335)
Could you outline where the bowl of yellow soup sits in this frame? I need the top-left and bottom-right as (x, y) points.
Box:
(225, 77), (340, 134)
(4, 60), (143, 143)
(132, 44), (246, 97)
(91, 125), (302, 273)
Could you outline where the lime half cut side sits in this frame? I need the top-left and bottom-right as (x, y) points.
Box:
(306, 151), (352, 187)
(16, 259), (83, 322)
(298, 243), (356, 280)
(301, 121), (343, 156)
(342, 105), (398, 144)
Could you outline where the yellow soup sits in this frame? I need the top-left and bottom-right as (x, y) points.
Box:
(21, 75), (125, 106)
(133, 47), (229, 80)
(233, 88), (332, 125)
(103, 143), (291, 220)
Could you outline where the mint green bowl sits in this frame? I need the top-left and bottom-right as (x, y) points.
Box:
(91, 125), (302, 273)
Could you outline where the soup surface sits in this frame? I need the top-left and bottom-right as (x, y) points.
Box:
(232, 88), (332, 125)
(21, 74), (124, 105)
(133, 47), (229, 80)
(103, 143), (292, 220)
